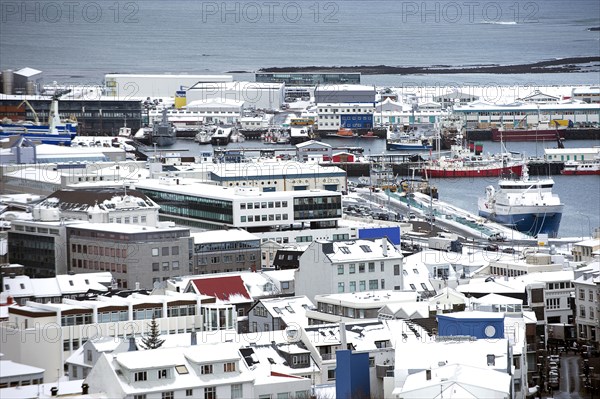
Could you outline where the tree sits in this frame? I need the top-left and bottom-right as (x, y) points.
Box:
(140, 315), (165, 350)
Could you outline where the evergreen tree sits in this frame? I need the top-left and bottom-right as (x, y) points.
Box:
(140, 315), (165, 350)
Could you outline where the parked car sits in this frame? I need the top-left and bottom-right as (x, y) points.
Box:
(548, 355), (560, 364)
(484, 244), (499, 251)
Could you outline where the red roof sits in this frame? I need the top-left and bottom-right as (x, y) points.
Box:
(190, 275), (251, 302)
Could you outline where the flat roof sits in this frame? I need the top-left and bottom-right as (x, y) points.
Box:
(134, 179), (340, 201)
(191, 229), (259, 244)
(69, 222), (188, 234)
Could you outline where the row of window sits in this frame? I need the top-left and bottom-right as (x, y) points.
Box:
(197, 254), (255, 265)
(578, 288), (597, 301)
(72, 258), (128, 273)
(579, 305), (596, 319)
(337, 262), (383, 275)
(152, 261), (180, 271)
(489, 266), (527, 277)
(318, 108), (374, 113)
(151, 246), (181, 256)
(13, 225), (60, 235)
(241, 213), (289, 223)
(72, 244), (128, 258)
(240, 201), (288, 210)
(109, 215), (147, 224)
(338, 279), (384, 293)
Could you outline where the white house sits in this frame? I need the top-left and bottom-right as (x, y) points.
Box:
(295, 238), (407, 303)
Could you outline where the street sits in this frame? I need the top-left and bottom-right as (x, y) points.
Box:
(543, 355), (586, 399)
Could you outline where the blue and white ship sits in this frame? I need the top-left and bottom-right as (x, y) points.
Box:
(478, 165), (563, 238)
(0, 100), (77, 146)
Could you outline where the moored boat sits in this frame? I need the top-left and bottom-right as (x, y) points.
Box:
(478, 165), (563, 238)
(561, 158), (600, 175)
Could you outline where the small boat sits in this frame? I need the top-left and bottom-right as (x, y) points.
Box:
(387, 136), (433, 151)
(334, 128), (357, 138)
(194, 130), (212, 145)
(358, 131), (378, 139)
(478, 165), (563, 238)
(561, 157), (600, 175)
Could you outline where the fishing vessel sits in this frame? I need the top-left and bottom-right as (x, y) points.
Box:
(0, 99), (77, 145)
(387, 136), (433, 151)
(150, 109), (177, 147)
(422, 143), (524, 178)
(478, 165), (563, 238)
(194, 130), (212, 144)
(561, 157), (600, 175)
(332, 128), (357, 138)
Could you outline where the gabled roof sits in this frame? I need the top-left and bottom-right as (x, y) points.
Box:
(189, 275), (252, 302)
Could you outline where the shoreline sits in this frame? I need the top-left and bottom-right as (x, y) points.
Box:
(250, 56), (600, 76)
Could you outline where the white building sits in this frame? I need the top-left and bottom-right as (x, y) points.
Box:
(1, 291), (233, 381)
(295, 238), (412, 302)
(306, 290), (425, 325)
(248, 295), (314, 333)
(104, 73), (233, 98)
(573, 263), (600, 347)
(186, 81), (285, 110)
(544, 147), (600, 163)
(148, 99), (245, 126)
(295, 140), (333, 162)
(316, 103), (376, 131)
(0, 355), (45, 388)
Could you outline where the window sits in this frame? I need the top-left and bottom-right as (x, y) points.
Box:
(231, 384), (243, 399)
(338, 282), (345, 293)
(162, 392), (174, 399)
(201, 365), (213, 374)
(175, 365), (189, 374)
(134, 395), (146, 399)
(421, 283), (428, 290)
(172, 246), (179, 256)
(380, 262), (384, 271)
(224, 362), (236, 372)
(162, 262), (169, 271)
(410, 284), (416, 290)
(162, 247), (169, 256)
(152, 262), (159, 272)
(359, 263), (365, 273)
(360, 245), (372, 253)
(349, 264), (355, 274)
(327, 368), (336, 380)
(359, 281), (366, 291)
(349, 281), (356, 292)
(152, 248), (159, 256)
(368, 262), (375, 272)
(204, 386), (216, 399)
(339, 246), (350, 254)
(158, 369), (168, 379)
(337, 265), (344, 275)
(134, 371), (147, 381)
(369, 280), (378, 290)
(394, 264), (400, 275)
(186, 389), (193, 397)
(403, 270), (408, 276)
(413, 268), (419, 274)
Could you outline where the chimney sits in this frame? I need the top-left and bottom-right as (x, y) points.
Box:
(340, 322), (347, 350)
(128, 336), (137, 351)
(50, 387), (58, 396)
(426, 369), (431, 380)
(191, 330), (197, 346)
(82, 383), (89, 395)
(382, 237), (388, 257)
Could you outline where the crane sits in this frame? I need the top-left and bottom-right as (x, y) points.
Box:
(17, 100), (40, 124)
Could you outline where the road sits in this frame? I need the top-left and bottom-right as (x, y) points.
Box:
(545, 355), (585, 399)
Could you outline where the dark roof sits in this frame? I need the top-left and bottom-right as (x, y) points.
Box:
(40, 189), (155, 211)
(190, 275), (252, 302)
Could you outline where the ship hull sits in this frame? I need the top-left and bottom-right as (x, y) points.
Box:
(479, 207), (563, 238)
(491, 128), (565, 142)
(424, 164), (523, 178)
(387, 141), (432, 151)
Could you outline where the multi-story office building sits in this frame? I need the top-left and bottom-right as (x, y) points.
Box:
(573, 265), (600, 347)
(133, 179), (342, 231)
(67, 222), (192, 289)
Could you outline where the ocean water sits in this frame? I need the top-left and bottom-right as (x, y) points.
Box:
(1, 0), (599, 84)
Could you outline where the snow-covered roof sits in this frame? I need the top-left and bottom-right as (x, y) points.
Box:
(316, 238), (402, 262)
(191, 229), (259, 244)
(0, 359), (44, 378)
(472, 293), (523, 305)
(15, 67), (42, 77)
(399, 363), (511, 398)
(316, 84), (375, 92)
(256, 296), (314, 328)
